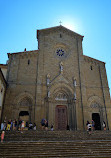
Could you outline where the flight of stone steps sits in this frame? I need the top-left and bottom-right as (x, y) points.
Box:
(0, 130), (111, 157)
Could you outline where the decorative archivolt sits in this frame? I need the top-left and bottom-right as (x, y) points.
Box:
(87, 95), (103, 109)
(55, 92), (67, 101)
(14, 92), (34, 106)
(49, 82), (73, 101)
(50, 82), (73, 96)
(90, 102), (100, 109)
(18, 97), (32, 106)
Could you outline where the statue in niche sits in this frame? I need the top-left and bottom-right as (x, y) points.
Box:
(74, 92), (76, 100)
(60, 61), (63, 74)
(48, 90), (50, 98)
(47, 74), (50, 86)
(73, 78), (76, 87)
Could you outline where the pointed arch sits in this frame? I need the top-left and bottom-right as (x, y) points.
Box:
(87, 95), (103, 108)
(14, 92), (34, 106)
(50, 82), (74, 100)
(13, 92), (34, 122)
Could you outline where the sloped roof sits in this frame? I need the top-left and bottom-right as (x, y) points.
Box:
(0, 64), (7, 69)
(7, 50), (39, 58)
(83, 55), (105, 64)
(0, 68), (7, 87)
(37, 25), (84, 39)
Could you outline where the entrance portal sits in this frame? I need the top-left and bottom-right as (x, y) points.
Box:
(92, 113), (101, 130)
(19, 111), (29, 122)
(55, 105), (67, 130)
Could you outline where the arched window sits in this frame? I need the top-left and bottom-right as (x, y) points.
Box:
(90, 65), (93, 70)
(28, 59), (30, 65)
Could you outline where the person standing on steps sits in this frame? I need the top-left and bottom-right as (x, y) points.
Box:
(6, 119), (11, 130)
(41, 118), (45, 130)
(92, 120), (95, 131)
(87, 122), (92, 134)
(0, 131), (5, 143)
(21, 121), (25, 133)
(86, 120), (90, 131)
(102, 121), (106, 131)
(33, 123), (36, 130)
(14, 119), (17, 130)
(3, 117), (7, 130)
(10, 120), (13, 131)
(1, 122), (4, 131)
(45, 120), (48, 131)
(51, 124), (53, 131)
(18, 119), (22, 131)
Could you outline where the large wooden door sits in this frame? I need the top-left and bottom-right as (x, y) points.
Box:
(56, 105), (67, 130)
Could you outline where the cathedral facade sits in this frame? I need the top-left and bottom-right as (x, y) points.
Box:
(2, 26), (111, 130)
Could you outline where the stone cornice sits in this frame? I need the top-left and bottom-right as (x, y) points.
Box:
(83, 55), (105, 65)
(37, 25), (84, 40)
(0, 64), (7, 69)
(8, 50), (39, 58)
(0, 68), (7, 87)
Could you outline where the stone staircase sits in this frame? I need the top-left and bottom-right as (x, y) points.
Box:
(1, 130), (111, 157)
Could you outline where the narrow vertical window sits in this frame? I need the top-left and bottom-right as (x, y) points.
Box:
(60, 34), (62, 38)
(28, 59), (30, 65)
(1, 88), (3, 93)
(90, 66), (93, 70)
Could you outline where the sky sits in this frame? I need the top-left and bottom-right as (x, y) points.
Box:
(0, 0), (111, 96)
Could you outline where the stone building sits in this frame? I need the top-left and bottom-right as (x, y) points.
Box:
(0, 64), (7, 122)
(2, 25), (111, 130)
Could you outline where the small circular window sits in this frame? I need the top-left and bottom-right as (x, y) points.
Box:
(56, 49), (65, 57)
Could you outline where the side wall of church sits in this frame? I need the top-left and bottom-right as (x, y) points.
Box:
(3, 51), (40, 124)
(81, 56), (111, 130)
(0, 69), (6, 123)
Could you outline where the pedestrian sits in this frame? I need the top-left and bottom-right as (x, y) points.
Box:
(10, 120), (13, 131)
(0, 131), (5, 143)
(3, 117), (7, 130)
(6, 119), (11, 130)
(21, 121), (25, 133)
(41, 118), (45, 130)
(14, 119), (17, 130)
(26, 121), (29, 129)
(86, 120), (90, 131)
(87, 122), (92, 134)
(33, 123), (36, 130)
(29, 122), (33, 130)
(45, 120), (48, 131)
(51, 124), (53, 131)
(1, 123), (4, 131)
(92, 120), (95, 131)
(18, 119), (22, 130)
(102, 121), (106, 130)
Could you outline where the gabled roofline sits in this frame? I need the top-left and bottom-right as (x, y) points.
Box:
(7, 50), (39, 58)
(83, 55), (105, 64)
(0, 68), (7, 86)
(0, 64), (8, 69)
(37, 25), (84, 39)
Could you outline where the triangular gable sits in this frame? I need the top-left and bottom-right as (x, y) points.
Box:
(37, 25), (84, 39)
(50, 73), (71, 85)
